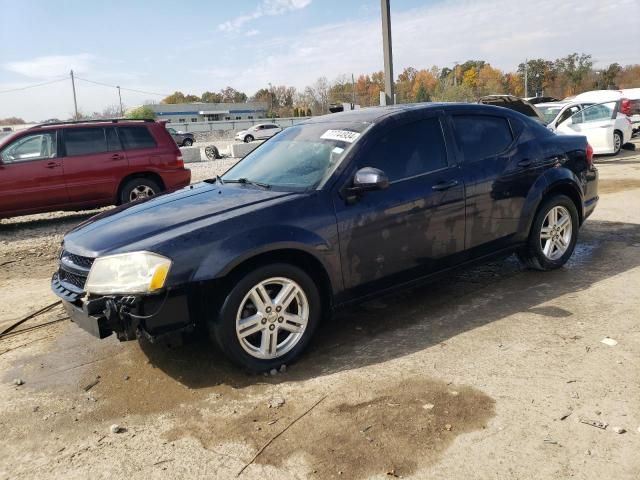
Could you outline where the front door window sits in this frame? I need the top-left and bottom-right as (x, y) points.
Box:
(0, 131), (57, 163)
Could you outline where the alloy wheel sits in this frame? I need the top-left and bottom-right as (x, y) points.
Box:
(129, 185), (156, 202)
(235, 277), (309, 359)
(540, 205), (572, 260)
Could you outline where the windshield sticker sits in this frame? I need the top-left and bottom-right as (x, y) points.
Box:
(321, 129), (360, 143)
(331, 147), (345, 155)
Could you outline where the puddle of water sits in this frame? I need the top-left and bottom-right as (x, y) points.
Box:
(165, 377), (495, 479)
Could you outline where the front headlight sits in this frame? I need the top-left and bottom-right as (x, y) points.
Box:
(85, 251), (172, 295)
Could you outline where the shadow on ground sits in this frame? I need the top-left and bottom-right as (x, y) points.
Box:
(138, 219), (640, 388)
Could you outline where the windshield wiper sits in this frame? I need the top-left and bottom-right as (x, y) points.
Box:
(224, 178), (271, 189)
(204, 175), (224, 184)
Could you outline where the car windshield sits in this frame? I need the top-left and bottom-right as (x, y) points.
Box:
(222, 122), (368, 191)
(536, 105), (565, 124)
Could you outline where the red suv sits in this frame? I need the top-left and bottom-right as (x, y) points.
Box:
(0, 119), (191, 218)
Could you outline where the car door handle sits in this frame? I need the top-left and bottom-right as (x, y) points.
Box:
(111, 153), (124, 160)
(432, 180), (459, 191)
(45, 161), (61, 168)
(517, 159), (533, 167)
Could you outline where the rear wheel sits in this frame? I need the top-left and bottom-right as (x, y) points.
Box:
(613, 131), (622, 155)
(119, 177), (161, 204)
(517, 194), (579, 271)
(211, 263), (321, 372)
(244, 134), (254, 143)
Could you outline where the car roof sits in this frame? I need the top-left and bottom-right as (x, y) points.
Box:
(25, 118), (157, 132)
(301, 103), (541, 127)
(536, 102), (570, 107)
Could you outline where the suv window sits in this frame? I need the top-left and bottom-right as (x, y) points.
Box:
(452, 115), (513, 162)
(0, 131), (57, 163)
(118, 126), (156, 150)
(64, 128), (108, 156)
(362, 117), (448, 181)
(105, 128), (122, 152)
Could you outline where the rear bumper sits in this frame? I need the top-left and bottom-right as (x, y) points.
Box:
(161, 168), (191, 190)
(52, 275), (193, 343)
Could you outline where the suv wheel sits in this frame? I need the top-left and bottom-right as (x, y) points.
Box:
(244, 134), (254, 143)
(517, 194), (579, 271)
(182, 138), (193, 147)
(120, 177), (161, 204)
(211, 263), (321, 372)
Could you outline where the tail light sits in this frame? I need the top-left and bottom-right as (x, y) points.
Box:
(175, 155), (184, 168)
(586, 143), (594, 167)
(620, 98), (631, 116)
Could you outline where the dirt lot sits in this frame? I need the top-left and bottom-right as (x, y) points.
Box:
(1, 143), (639, 479)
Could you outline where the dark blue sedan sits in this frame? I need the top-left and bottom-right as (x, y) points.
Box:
(52, 103), (598, 371)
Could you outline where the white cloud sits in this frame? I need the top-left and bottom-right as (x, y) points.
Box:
(219, 0), (311, 32)
(246, 29), (260, 37)
(220, 0), (640, 92)
(4, 54), (95, 79)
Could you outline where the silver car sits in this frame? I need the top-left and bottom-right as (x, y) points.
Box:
(167, 127), (195, 147)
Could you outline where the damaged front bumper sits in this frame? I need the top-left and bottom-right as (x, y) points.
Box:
(52, 273), (193, 343)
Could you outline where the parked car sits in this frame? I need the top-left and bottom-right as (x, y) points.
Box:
(572, 89), (640, 134)
(0, 119), (191, 218)
(166, 127), (195, 147)
(235, 123), (282, 143)
(478, 95), (546, 123)
(536, 101), (592, 130)
(525, 96), (561, 105)
(555, 101), (633, 155)
(52, 104), (598, 372)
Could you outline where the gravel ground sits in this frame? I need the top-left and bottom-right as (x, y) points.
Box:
(0, 141), (639, 479)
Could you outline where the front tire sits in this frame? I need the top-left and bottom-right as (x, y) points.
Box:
(211, 263), (321, 372)
(182, 138), (193, 147)
(613, 131), (622, 155)
(517, 194), (579, 271)
(244, 135), (254, 143)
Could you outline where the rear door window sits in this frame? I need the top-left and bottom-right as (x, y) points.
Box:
(117, 126), (157, 150)
(105, 128), (122, 151)
(362, 117), (448, 182)
(452, 115), (513, 162)
(64, 128), (108, 156)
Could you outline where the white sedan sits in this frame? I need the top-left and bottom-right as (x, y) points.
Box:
(555, 101), (633, 155)
(235, 123), (282, 143)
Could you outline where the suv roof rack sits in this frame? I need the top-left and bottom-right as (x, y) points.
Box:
(29, 118), (155, 129)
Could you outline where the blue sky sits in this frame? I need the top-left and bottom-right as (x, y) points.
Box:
(1, 0), (638, 120)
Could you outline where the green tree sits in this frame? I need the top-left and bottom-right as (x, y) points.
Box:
(414, 82), (430, 102)
(201, 91), (223, 103)
(126, 105), (156, 120)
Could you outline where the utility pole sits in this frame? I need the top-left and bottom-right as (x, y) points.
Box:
(524, 59), (528, 97)
(453, 62), (459, 87)
(380, 0), (394, 106)
(117, 86), (123, 117)
(351, 73), (356, 107)
(70, 69), (79, 120)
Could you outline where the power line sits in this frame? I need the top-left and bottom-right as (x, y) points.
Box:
(74, 76), (171, 97)
(0, 77), (68, 94)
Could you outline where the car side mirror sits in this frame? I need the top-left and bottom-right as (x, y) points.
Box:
(352, 167), (389, 192)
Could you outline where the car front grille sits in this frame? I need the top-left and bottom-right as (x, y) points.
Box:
(56, 250), (95, 296)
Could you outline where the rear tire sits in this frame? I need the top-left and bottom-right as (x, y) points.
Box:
(210, 263), (321, 372)
(119, 177), (161, 204)
(517, 194), (579, 271)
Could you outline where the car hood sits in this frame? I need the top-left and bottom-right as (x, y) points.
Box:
(63, 182), (298, 257)
(236, 130), (250, 136)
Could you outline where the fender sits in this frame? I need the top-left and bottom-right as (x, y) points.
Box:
(190, 224), (343, 293)
(516, 167), (583, 241)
